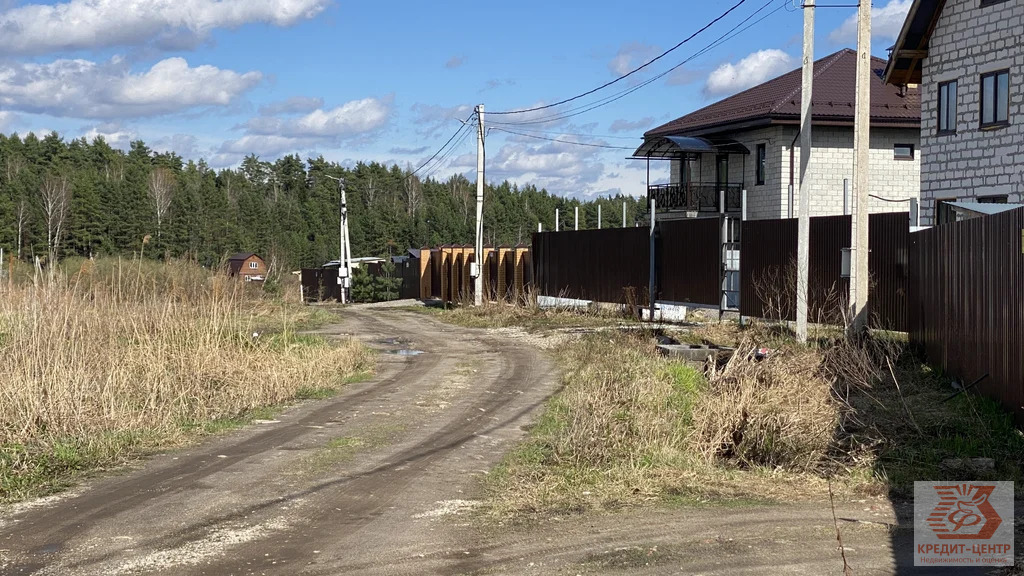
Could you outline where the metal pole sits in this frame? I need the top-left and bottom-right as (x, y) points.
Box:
(538, 222), (542, 232)
(843, 178), (851, 215)
(911, 198), (920, 227)
(788, 184), (794, 218)
(796, 0), (815, 343)
(648, 198), (656, 322)
(850, 0), (872, 333)
(598, 204), (602, 229)
(555, 208), (560, 232)
(474, 104), (485, 306)
(741, 189), (747, 222)
(622, 202), (626, 227)
(574, 206), (579, 231)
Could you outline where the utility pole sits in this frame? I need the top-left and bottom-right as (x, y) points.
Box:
(850, 0), (871, 333)
(796, 0), (815, 343)
(324, 174), (351, 304)
(474, 104), (485, 306)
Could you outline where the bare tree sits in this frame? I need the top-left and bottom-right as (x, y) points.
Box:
(148, 166), (175, 243)
(15, 199), (27, 260)
(39, 174), (72, 262)
(404, 166), (422, 217)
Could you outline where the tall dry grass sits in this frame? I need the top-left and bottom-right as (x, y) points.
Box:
(0, 258), (371, 500)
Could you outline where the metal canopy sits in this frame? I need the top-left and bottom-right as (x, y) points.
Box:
(947, 201), (1024, 217)
(631, 135), (750, 159)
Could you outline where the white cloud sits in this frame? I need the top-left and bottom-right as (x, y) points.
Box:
(0, 110), (16, 131)
(0, 56), (261, 119)
(828, 0), (912, 45)
(242, 96), (393, 138)
(82, 122), (137, 149)
(0, 0), (330, 55)
(704, 49), (795, 97)
(257, 96), (324, 116)
(608, 42), (660, 76)
(215, 95), (394, 166)
(609, 117), (654, 133)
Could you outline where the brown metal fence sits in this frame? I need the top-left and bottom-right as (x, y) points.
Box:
(909, 207), (1024, 424)
(658, 218), (721, 306)
(739, 213), (908, 331)
(532, 228), (650, 304)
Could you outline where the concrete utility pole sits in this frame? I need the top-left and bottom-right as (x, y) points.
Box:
(324, 174), (351, 304)
(796, 0), (815, 343)
(473, 104), (485, 306)
(850, 0), (871, 333)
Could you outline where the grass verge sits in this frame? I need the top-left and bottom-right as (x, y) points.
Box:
(471, 308), (1023, 521)
(0, 258), (374, 503)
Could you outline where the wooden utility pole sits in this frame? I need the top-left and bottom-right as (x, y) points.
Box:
(850, 0), (871, 332)
(796, 0), (815, 343)
(474, 104), (485, 306)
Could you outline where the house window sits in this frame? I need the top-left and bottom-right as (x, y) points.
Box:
(980, 70), (1009, 128)
(249, 261), (258, 269)
(894, 144), (914, 160)
(937, 80), (957, 134)
(936, 199), (957, 225)
(977, 194), (1008, 203)
(756, 143), (766, 185)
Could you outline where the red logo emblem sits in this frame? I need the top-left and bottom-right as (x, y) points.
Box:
(928, 484), (1002, 540)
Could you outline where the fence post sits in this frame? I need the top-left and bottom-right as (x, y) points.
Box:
(843, 178), (851, 215)
(910, 198), (919, 227)
(598, 204), (602, 229)
(555, 208), (560, 232)
(648, 198), (656, 322)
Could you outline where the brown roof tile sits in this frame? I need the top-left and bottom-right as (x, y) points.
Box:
(646, 49), (920, 138)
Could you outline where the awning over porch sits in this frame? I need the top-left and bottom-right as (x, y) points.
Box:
(630, 135), (750, 159)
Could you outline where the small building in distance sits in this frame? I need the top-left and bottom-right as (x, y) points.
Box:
(227, 253), (267, 282)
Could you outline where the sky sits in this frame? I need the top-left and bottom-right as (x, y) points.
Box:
(0, 0), (912, 199)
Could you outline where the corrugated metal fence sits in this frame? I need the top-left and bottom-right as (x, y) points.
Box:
(909, 207), (1024, 424)
(739, 212), (908, 331)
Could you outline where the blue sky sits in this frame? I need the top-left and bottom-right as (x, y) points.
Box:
(0, 0), (912, 198)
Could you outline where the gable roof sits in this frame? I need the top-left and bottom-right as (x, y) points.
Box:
(228, 252), (257, 262)
(646, 49), (921, 139)
(883, 0), (946, 85)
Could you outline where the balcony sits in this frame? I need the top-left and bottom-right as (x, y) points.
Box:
(648, 183), (743, 213)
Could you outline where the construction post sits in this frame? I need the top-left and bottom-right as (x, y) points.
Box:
(598, 204), (602, 229)
(473, 104), (485, 306)
(796, 0), (815, 343)
(850, 0), (871, 333)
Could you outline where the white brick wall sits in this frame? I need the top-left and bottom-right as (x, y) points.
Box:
(920, 0), (1024, 225)
(668, 125), (921, 220)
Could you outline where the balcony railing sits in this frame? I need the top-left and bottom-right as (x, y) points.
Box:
(647, 183), (743, 213)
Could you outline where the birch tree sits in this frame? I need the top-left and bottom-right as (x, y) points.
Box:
(148, 166), (175, 243)
(40, 174), (72, 262)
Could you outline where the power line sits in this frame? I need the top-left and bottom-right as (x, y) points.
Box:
(407, 112), (476, 178)
(490, 126), (642, 140)
(486, 0), (786, 127)
(488, 0), (749, 116)
(490, 126), (636, 150)
(421, 121), (476, 179)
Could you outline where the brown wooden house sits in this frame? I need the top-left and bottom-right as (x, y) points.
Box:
(227, 253), (267, 282)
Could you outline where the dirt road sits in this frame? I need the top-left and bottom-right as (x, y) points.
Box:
(0, 309), (998, 575)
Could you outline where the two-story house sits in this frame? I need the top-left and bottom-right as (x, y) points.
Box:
(634, 49), (922, 221)
(885, 0), (1023, 225)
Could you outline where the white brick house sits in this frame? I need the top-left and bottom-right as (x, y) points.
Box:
(885, 0), (1024, 225)
(634, 49), (922, 221)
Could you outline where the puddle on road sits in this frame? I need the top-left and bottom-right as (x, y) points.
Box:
(384, 349), (424, 356)
(377, 337), (408, 346)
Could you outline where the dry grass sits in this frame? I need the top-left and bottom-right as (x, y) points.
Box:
(689, 341), (838, 472)
(0, 258), (372, 502)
